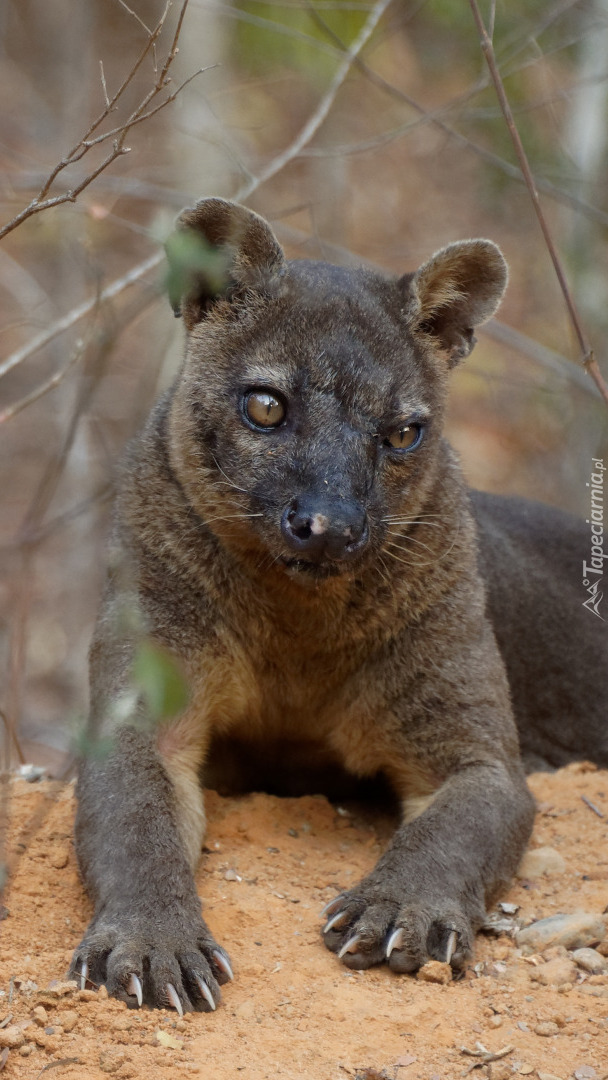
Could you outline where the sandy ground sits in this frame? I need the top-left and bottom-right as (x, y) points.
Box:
(1, 763), (608, 1080)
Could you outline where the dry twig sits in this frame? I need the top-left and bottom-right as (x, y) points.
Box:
(236, 0), (394, 200)
(469, 0), (608, 408)
(0, 0), (208, 242)
(581, 794), (605, 818)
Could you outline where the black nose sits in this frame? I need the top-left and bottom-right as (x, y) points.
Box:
(280, 495), (368, 562)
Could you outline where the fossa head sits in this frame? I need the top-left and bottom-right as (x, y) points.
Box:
(165, 199), (507, 583)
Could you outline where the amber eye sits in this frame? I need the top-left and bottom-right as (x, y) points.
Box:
(384, 423), (423, 451)
(243, 389), (286, 429)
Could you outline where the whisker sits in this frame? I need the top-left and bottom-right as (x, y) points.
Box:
(384, 519), (443, 529)
(382, 547), (423, 568)
(374, 552), (392, 590)
(381, 512), (444, 521)
(385, 535), (436, 557)
(209, 453), (249, 494)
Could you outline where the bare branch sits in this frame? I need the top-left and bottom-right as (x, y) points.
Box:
(307, 7), (608, 230)
(236, 0), (393, 200)
(80, 65), (214, 149)
(0, 1), (202, 242)
(99, 60), (111, 110)
(0, 252), (162, 381)
(0, 338), (88, 424)
(469, 0), (608, 408)
(117, 0), (154, 36)
(0, 707), (25, 767)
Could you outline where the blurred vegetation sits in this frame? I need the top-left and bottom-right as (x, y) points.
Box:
(0, 0), (607, 775)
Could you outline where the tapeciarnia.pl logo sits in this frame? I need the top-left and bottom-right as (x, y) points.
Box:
(582, 457), (605, 620)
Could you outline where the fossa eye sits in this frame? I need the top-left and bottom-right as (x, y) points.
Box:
(384, 423), (424, 451)
(243, 389), (286, 429)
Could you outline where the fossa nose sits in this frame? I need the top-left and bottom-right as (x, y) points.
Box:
(280, 494), (369, 563)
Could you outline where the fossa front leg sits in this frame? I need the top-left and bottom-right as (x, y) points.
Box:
(322, 626), (535, 974)
(70, 666), (232, 1014)
(322, 758), (533, 973)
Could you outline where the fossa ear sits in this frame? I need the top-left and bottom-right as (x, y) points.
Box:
(166, 198), (285, 330)
(403, 240), (508, 366)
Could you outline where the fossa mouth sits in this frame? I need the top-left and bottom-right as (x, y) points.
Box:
(278, 555), (342, 580)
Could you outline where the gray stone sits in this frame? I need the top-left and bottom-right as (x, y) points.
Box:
(571, 947), (608, 974)
(516, 846), (566, 879)
(516, 912), (606, 952)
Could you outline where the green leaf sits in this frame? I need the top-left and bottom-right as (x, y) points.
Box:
(132, 639), (190, 722)
(164, 230), (231, 313)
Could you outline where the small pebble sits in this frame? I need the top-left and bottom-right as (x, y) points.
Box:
(530, 957), (578, 986)
(0, 1025), (25, 1049)
(490, 1066), (511, 1080)
(573, 1069), (597, 1080)
(50, 847), (69, 870)
(32, 1005), (48, 1026)
(59, 1010), (78, 1032)
(416, 960), (452, 985)
(534, 1021), (559, 1036)
(41, 980), (77, 999)
(537, 1074), (563, 1080)
(516, 847), (566, 879)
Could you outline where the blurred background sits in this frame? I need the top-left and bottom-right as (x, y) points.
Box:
(1, 0), (607, 778)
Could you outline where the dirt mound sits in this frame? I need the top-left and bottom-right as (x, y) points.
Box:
(1, 763), (608, 1079)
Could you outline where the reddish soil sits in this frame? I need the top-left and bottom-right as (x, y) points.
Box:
(1, 763), (608, 1080)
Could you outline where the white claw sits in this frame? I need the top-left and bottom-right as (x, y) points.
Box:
(338, 934), (361, 959)
(323, 910), (348, 934)
(166, 983), (184, 1017)
(196, 975), (216, 1011)
(212, 949), (234, 981)
(386, 928), (405, 959)
(80, 961), (88, 991)
(321, 895), (345, 918)
(445, 930), (458, 965)
(127, 973), (143, 1007)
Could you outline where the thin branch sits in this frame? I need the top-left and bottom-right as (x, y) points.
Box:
(99, 61), (111, 110)
(0, 1), (202, 242)
(80, 65), (213, 149)
(469, 0), (608, 408)
(0, 338), (88, 424)
(0, 707), (25, 767)
(308, 9), (608, 230)
(236, 0), (393, 199)
(481, 320), (603, 400)
(1, 486), (113, 551)
(0, 252), (163, 381)
(117, 0), (154, 36)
